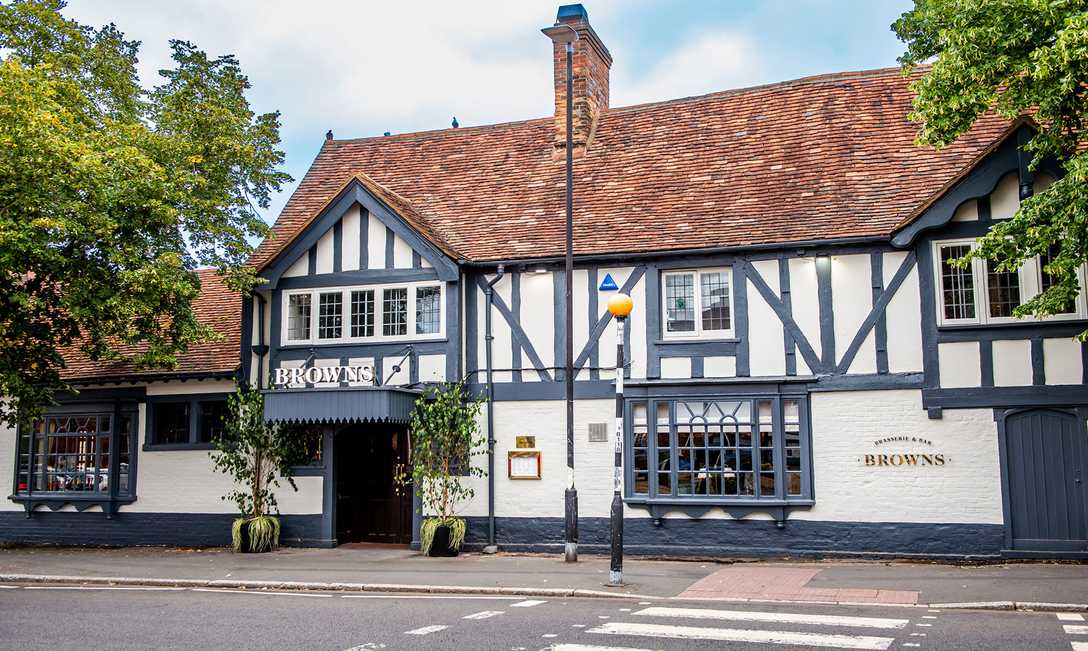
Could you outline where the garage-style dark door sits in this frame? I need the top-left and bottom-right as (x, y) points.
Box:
(1003, 408), (1088, 553)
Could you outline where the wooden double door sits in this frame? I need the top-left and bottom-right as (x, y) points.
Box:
(335, 425), (412, 544)
(1002, 408), (1088, 554)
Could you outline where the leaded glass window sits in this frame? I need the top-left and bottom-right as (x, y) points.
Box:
(939, 244), (975, 321)
(663, 269), (733, 337)
(318, 292), (343, 339)
(15, 411), (136, 498)
(1040, 244), (1076, 314)
(627, 396), (810, 503)
(383, 288), (408, 336)
(350, 290), (374, 337)
(986, 260), (1021, 319)
(664, 273), (695, 333)
(700, 271), (731, 331)
(287, 294), (312, 340)
(415, 286), (441, 335)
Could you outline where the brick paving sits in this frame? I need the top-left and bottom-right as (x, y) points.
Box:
(678, 565), (919, 605)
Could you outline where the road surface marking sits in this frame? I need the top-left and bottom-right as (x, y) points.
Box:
(462, 610), (504, 620)
(0, 586), (18, 589)
(404, 625), (447, 635)
(571, 624), (586, 628)
(190, 588), (330, 597)
(1064, 625), (1088, 635)
(903, 644), (920, 648)
(342, 594), (515, 600)
(915, 623), (932, 627)
(1057, 613), (1085, 621)
(598, 615), (610, 619)
(23, 586), (187, 592)
(542, 634), (558, 638)
(922, 615), (937, 619)
(588, 622), (894, 650)
(1071, 642), (1088, 651)
(638, 601), (652, 605)
(549, 645), (653, 651)
(634, 606), (908, 629)
(909, 633), (926, 637)
(927, 609), (941, 613)
(511, 599), (547, 607)
(619, 608), (632, 612)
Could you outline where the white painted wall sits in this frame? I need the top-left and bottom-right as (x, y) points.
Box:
(341, 205), (361, 271)
(366, 210), (386, 269)
(0, 410), (19, 512)
(799, 389), (1002, 524)
(883, 252), (923, 373)
(315, 228), (335, 275)
(747, 259), (785, 377)
(950, 199), (978, 222)
(789, 257), (821, 375)
(392, 231), (413, 269)
(831, 254), (876, 374)
(519, 271), (555, 378)
(1044, 337), (1082, 385)
(938, 342), (981, 388)
(990, 172), (1020, 220)
(992, 339), (1033, 387)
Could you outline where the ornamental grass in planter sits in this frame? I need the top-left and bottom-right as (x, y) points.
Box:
(211, 388), (317, 553)
(400, 381), (485, 558)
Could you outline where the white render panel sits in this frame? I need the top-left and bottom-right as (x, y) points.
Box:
(421, 257), (433, 268)
(313, 358), (341, 388)
(597, 266), (637, 381)
(347, 357), (376, 386)
(798, 389), (1002, 524)
(519, 271), (555, 374)
(0, 409), (18, 511)
(831, 254), (876, 374)
(417, 354), (446, 382)
(950, 199), (978, 222)
(383, 355), (409, 386)
(788, 258), (821, 366)
(993, 339), (1032, 387)
(366, 211), (385, 269)
(990, 172), (1020, 220)
(277, 359), (305, 388)
(660, 357), (692, 379)
(573, 269), (590, 381)
(703, 356), (737, 378)
(625, 267), (648, 379)
(131, 401), (322, 514)
(1044, 337), (1082, 385)
(747, 260), (785, 377)
(393, 231), (413, 269)
(474, 281), (487, 383)
(315, 228), (334, 275)
(883, 253), (923, 373)
(491, 273), (513, 383)
(146, 379), (237, 396)
(282, 253), (308, 278)
(341, 206), (361, 271)
(938, 342), (981, 388)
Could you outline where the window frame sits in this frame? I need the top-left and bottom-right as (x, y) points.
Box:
(144, 394), (231, 450)
(624, 395), (813, 508)
(660, 267), (735, 340)
(281, 281), (445, 345)
(933, 239), (1088, 327)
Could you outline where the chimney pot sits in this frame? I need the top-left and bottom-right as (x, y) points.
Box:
(542, 4), (612, 156)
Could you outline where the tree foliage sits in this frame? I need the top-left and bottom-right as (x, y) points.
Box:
(894, 0), (1088, 332)
(0, 0), (290, 424)
(401, 381), (486, 522)
(210, 388), (317, 519)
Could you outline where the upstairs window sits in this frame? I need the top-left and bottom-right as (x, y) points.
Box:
(662, 268), (733, 338)
(934, 239), (1086, 326)
(283, 282), (443, 344)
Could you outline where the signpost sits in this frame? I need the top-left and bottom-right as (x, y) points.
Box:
(606, 292), (633, 586)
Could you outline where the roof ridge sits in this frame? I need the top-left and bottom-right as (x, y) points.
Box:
(328, 115), (552, 145)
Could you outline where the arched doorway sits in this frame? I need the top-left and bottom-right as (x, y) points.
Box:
(334, 424), (412, 544)
(1000, 408), (1088, 554)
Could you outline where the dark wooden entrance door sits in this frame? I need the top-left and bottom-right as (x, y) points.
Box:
(1003, 408), (1088, 553)
(335, 426), (412, 544)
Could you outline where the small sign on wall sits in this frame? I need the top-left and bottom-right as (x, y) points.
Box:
(508, 450), (541, 480)
(515, 435), (536, 449)
(859, 435), (950, 467)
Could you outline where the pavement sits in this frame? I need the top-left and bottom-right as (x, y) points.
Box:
(2, 585), (1085, 650)
(1, 545), (1087, 610)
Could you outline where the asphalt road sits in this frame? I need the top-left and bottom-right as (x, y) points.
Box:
(0, 584), (1082, 650)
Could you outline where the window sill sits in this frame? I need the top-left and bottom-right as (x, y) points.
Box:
(143, 442), (214, 452)
(625, 496), (813, 521)
(278, 336), (447, 349)
(937, 317), (1087, 330)
(655, 337), (740, 345)
(10, 493), (136, 517)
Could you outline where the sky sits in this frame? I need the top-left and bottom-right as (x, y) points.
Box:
(63, 0), (914, 223)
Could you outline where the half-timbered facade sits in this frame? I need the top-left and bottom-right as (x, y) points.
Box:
(4, 5), (1086, 558)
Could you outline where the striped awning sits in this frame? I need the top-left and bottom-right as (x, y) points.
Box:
(262, 387), (421, 424)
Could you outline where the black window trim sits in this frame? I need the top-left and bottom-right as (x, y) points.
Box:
(623, 392), (814, 520)
(144, 392), (232, 451)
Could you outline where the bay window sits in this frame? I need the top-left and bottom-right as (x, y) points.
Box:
(627, 396), (811, 504)
(934, 239), (1086, 326)
(662, 268), (733, 338)
(283, 282), (443, 344)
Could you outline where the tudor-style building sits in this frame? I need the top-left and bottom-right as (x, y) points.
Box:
(4, 5), (1087, 558)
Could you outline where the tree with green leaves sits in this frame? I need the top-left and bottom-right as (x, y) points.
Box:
(0, 0), (290, 425)
(401, 381), (485, 554)
(895, 0), (1088, 333)
(210, 388), (318, 552)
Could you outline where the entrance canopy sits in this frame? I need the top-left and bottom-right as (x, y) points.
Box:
(263, 387), (421, 425)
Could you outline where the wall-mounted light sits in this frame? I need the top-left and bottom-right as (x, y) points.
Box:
(533, 266), (548, 274)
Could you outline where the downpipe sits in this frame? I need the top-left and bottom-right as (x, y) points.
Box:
(483, 265), (505, 553)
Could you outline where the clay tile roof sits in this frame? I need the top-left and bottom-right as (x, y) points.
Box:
(250, 66), (1012, 267)
(59, 269), (241, 382)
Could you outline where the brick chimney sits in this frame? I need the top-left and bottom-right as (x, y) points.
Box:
(542, 4), (612, 155)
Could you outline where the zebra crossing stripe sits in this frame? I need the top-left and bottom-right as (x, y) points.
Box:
(1064, 625), (1088, 635)
(404, 625), (447, 635)
(634, 606), (908, 629)
(549, 645), (653, 651)
(1057, 614), (1085, 621)
(588, 622), (894, 650)
(1071, 642), (1088, 651)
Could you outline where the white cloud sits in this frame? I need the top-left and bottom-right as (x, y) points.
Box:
(611, 30), (762, 107)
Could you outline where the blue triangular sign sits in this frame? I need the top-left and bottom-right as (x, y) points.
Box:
(599, 273), (619, 291)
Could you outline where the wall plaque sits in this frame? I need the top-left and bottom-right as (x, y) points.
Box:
(507, 450), (541, 480)
(515, 435), (536, 449)
(859, 435), (949, 467)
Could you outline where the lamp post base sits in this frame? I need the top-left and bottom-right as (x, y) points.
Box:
(564, 541), (578, 563)
(607, 570), (623, 586)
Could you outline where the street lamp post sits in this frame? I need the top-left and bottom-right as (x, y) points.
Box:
(542, 19), (580, 564)
(606, 293), (633, 586)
